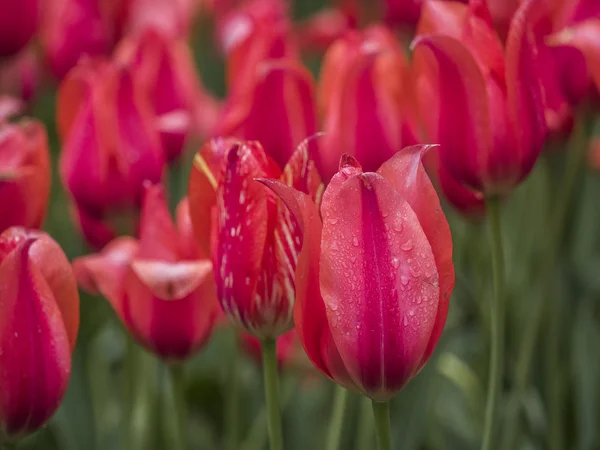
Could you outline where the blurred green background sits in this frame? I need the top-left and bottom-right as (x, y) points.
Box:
(17, 0), (600, 449)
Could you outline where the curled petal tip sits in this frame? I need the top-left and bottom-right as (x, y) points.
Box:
(338, 154), (363, 178)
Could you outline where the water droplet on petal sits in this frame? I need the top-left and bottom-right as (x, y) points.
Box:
(352, 237), (359, 247)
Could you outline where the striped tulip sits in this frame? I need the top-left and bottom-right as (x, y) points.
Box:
(0, 227), (79, 442)
(189, 138), (323, 338)
(73, 184), (219, 361)
(260, 146), (454, 400)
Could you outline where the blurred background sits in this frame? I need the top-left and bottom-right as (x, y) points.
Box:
(3, 0), (600, 449)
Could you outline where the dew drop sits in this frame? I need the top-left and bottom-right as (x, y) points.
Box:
(352, 237), (359, 247)
(391, 257), (400, 269)
(400, 240), (413, 251)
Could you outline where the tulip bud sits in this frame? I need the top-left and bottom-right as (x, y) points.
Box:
(58, 59), (165, 249)
(0, 227), (79, 441)
(0, 119), (51, 233)
(260, 146), (454, 400)
(73, 184), (219, 361)
(413, 0), (547, 197)
(216, 60), (318, 169)
(0, 0), (39, 58)
(115, 28), (219, 162)
(42, 0), (128, 79)
(190, 139), (323, 339)
(318, 25), (420, 181)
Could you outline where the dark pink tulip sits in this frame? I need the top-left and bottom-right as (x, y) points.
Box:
(73, 185), (219, 361)
(189, 139), (323, 339)
(318, 25), (420, 181)
(58, 59), (165, 249)
(0, 119), (51, 233)
(0, 0), (40, 58)
(413, 0), (547, 197)
(261, 146), (454, 400)
(116, 28), (220, 161)
(0, 48), (41, 103)
(0, 227), (79, 442)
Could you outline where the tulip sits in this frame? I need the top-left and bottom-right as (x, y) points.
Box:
(73, 184), (219, 361)
(0, 48), (40, 103)
(384, 0), (466, 28)
(191, 139), (323, 339)
(260, 145), (454, 401)
(412, 0), (547, 197)
(0, 119), (51, 233)
(215, 59), (318, 169)
(0, 227), (79, 442)
(126, 0), (200, 39)
(42, 0), (128, 79)
(58, 59), (165, 249)
(318, 25), (420, 181)
(0, 0), (39, 58)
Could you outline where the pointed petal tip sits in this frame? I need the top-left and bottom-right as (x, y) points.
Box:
(338, 154), (363, 178)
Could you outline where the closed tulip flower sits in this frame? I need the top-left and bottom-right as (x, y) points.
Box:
(0, 119), (51, 232)
(116, 28), (219, 162)
(318, 25), (420, 181)
(0, 227), (79, 442)
(189, 139), (323, 339)
(73, 184), (219, 361)
(58, 59), (165, 249)
(413, 0), (547, 197)
(260, 145), (454, 401)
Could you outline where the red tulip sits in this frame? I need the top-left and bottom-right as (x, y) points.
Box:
(241, 329), (299, 368)
(73, 184), (219, 361)
(58, 59), (165, 249)
(318, 25), (420, 181)
(0, 119), (51, 233)
(42, 0), (128, 79)
(116, 28), (220, 162)
(384, 0), (466, 28)
(0, 0), (40, 58)
(215, 59), (318, 169)
(0, 227), (79, 441)
(260, 146), (454, 400)
(126, 0), (200, 39)
(413, 0), (547, 197)
(189, 139), (323, 339)
(0, 48), (41, 103)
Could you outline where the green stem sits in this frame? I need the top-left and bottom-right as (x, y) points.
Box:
(371, 400), (391, 450)
(502, 109), (590, 450)
(127, 349), (156, 450)
(355, 396), (375, 450)
(225, 339), (240, 450)
(481, 197), (506, 450)
(166, 364), (187, 450)
(261, 338), (284, 450)
(325, 385), (348, 450)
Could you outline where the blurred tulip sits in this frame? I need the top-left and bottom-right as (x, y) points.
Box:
(0, 227), (79, 442)
(318, 25), (419, 181)
(126, 0), (200, 38)
(116, 28), (219, 162)
(189, 139), (323, 339)
(241, 329), (298, 368)
(413, 0), (547, 197)
(73, 185), (219, 361)
(42, 0), (128, 79)
(58, 59), (165, 249)
(0, 48), (41, 102)
(260, 146), (454, 400)
(0, 119), (50, 232)
(0, 96), (24, 122)
(215, 59), (318, 169)
(384, 0), (467, 28)
(0, 0), (40, 58)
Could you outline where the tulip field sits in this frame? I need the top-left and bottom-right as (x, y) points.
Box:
(2, 0), (600, 449)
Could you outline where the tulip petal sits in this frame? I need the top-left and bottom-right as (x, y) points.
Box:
(188, 137), (242, 255)
(258, 178), (356, 390)
(377, 145), (454, 366)
(412, 34), (492, 192)
(320, 171), (439, 400)
(72, 237), (139, 315)
(130, 259), (213, 300)
(0, 239), (71, 438)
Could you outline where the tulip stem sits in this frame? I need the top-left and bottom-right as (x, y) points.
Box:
(261, 338), (284, 450)
(325, 385), (348, 450)
(225, 336), (240, 450)
(356, 396), (375, 450)
(167, 364), (187, 450)
(481, 196), (505, 450)
(371, 400), (391, 450)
